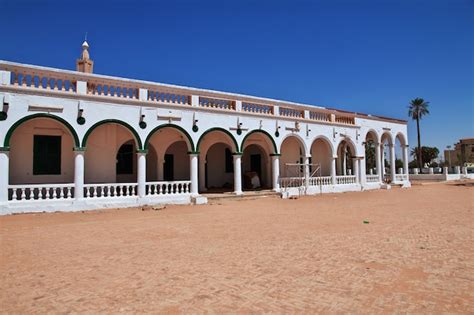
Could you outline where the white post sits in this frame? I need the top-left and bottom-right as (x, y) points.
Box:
(189, 153), (199, 196)
(462, 167), (468, 175)
(0, 150), (9, 204)
(74, 150), (85, 200)
(353, 158), (359, 184)
(359, 157), (366, 185)
(342, 144), (347, 176)
(199, 156), (206, 192)
(304, 155), (310, 188)
(271, 155), (280, 191)
(455, 166), (461, 174)
(390, 144), (396, 181)
(331, 156), (337, 185)
(233, 154), (242, 195)
(375, 142), (382, 182)
(429, 167), (434, 174)
(413, 168), (419, 175)
(381, 145), (386, 180)
(402, 145), (409, 177)
(137, 152), (147, 198)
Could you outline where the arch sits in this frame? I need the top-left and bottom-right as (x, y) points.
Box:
(241, 129), (278, 154)
(380, 131), (394, 145)
(335, 137), (358, 156)
(279, 133), (307, 156)
(196, 127), (239, 153)
(310, 135), (334, 157)
(4, 113), (80, 148)
(364, 129), (379, 143)
(82, 119), (142, 149)
(395, 132), (407, 146)
(144, 124), (195, 152)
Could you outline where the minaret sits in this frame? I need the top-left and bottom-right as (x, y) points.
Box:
(76, 40), (94, 73)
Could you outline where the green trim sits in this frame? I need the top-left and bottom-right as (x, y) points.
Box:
(270, 153), (281, 157)
(144, 124), (195, 152)
(82, 119), (143, 150)
(0, 147), (10, 152)
(73, 147), (87, 152)
(187, 151), (200, 156)
(241, 129), (278, 154)
(4, 113), (81, 148)
(196, 127), (239, 153)
(136, 149), (148, 154)
(231, 152), (243, 156)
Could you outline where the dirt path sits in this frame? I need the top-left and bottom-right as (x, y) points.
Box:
(1, 182), (473, 313)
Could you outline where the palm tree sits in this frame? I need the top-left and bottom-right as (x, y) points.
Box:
(408, 98), (430, 169)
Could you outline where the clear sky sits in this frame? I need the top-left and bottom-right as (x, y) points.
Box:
(1, 0), (473, 158)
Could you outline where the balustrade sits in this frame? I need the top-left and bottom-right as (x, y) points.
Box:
(336, 175), (356, 185)
(8, 184), (74, 201)
(242, 102), (273, 115)
(309, 111), (331, 122)
(84, 183), (137, 198)
(145, 181), (191, 196)
(309, 176), (332, 186)
(10, 71), (76, 92)
(394, 174), (407, 182)
(148, 89), (190, 105)
(334, 115), (355, 125)
(88, 81), (139, 99)
(279, 107), (303, 118)
(199, 97), (235, 110)
(366, 175), (379, 183)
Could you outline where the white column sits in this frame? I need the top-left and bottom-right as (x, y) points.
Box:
(199, 156), (206, 192)
(353, 158), (359, 183)
(402, 145), (409, 177)
(271, 155), (280, 191)
(189, 153), (199, 196)
(375, 142), (382, 182)
(342, 145), (347, 176)
(137, 152), (147, 198)
(331, 156), (337, 185)
(0, 150), (9, 204)
(233, 154), (242, 195)
(304, 155), (310, 188)
(360, 157), (366, 185)
(74, 150), (85, 200)
(381, 144), (386, 180)
(390, 144), (396, 181)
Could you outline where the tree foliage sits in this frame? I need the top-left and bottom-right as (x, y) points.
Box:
(410, 146), (439, 167)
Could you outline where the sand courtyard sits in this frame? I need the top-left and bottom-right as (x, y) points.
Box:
(1, 181), (473, 313)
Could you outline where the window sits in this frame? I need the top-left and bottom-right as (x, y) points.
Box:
(116, 144), (134, 175)
(33, 135), (61, 175)
(225, 148), (233, 173)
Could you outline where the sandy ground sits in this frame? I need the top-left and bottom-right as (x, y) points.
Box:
(1, 182), (473, 313)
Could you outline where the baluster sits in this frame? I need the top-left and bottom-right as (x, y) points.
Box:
(59, 187), (64, 199)
(21, 188), (27, 200)
(123, 185), (128, 196)
(93, 186), (98, 198)
(67, 187), (72, 199)
(11, 188), (17, 201)
(85, 187), (89, 198)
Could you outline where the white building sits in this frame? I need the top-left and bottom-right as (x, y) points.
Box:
(0, 42), (410, 214)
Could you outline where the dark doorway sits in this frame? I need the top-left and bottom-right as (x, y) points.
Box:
(164, 154), (174, 181)
(250, 154), (262, 179)
(116, 144), (134, 175)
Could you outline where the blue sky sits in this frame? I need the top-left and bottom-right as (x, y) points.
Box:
(1, 0), (472, 158)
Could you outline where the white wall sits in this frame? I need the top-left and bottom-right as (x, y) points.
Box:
(9, 118), (74, 184)
(206, 143), (233, 189)
(85, 124), (137, 183)
(311, 138), (332, 176)
(280, 136), (304, 177)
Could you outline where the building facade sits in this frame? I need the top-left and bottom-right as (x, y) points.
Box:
(0, 43), (410, 214)
(444, 138), (474, 167)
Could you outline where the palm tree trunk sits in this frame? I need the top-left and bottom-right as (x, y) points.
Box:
(416, 117), (422, 169)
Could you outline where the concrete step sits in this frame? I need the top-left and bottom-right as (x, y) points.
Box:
(203, 190), (280, 203)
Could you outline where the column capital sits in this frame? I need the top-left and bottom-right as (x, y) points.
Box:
(136, 149), (148, 155)
(73, 147), (86, 152)
(270, 153), (281, 157)
(0, 147), (10, 152)
(187, 152), (199, 157)
(332, 155), (338, 159)
(232, 152), (243, 156)
(402, 144), (409, 148)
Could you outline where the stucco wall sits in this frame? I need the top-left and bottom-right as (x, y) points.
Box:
(9, 118), (74, 184)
